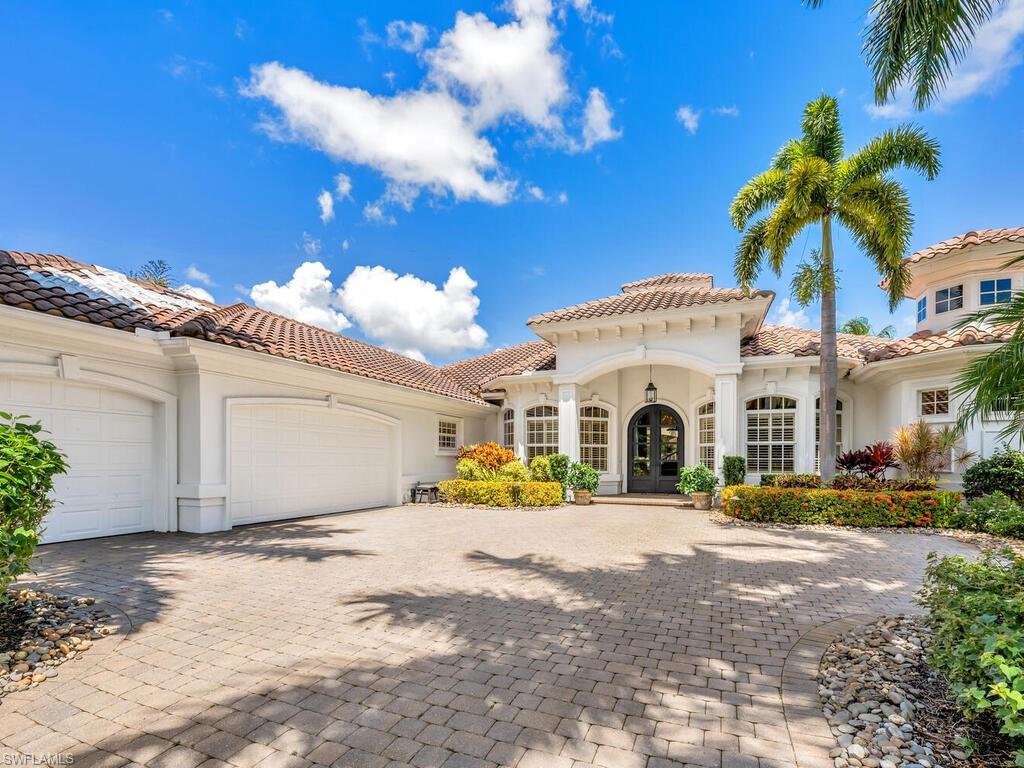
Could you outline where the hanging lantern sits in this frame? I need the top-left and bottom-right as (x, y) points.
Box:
(644, 366), (657, 403)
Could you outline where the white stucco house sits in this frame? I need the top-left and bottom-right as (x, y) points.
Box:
(1, 227), (1021, 542)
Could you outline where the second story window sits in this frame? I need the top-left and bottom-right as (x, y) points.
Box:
(920, 388), (949, 416)
(935, 285), (963, 314)
(916, 296), (927, 322)
(980, 278), (1012, 306)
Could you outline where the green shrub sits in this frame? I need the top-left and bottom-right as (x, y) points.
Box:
(962, 449), (1024, 502)
(722, 456), (746, 487)
(495, 460), (531, 482)
(938, 492), (1016, 532)
(529, 455), (552, 482)
(566, 462), (600, 493)
(985, 494), (1024, 538)
(885, 477), (938, 491)
(773, 473), (822, 489)
(759, 474), (777, 487)
(0, 414), (67, 599)
(458, 457), (530, 482)
(456, 458), (489, 481)
(919, 552), (1024, 761)
(437, 480), (563, 507)
(548, 454), (570, 499)
(720, 486), (961, 527)
(830, 475), (883, 491)
(677, 464), (717, 494)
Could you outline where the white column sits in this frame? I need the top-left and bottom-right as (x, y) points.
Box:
(714, 373), (739, 478)
(558, 383), (581, 461)
(512, 391), (527, 464)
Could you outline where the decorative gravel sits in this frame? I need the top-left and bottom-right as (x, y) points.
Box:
(818, 616), (1014, 767)
(0, 589), (113, 702)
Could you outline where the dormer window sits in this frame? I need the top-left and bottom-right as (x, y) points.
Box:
(935, 285), (963, 314)
(980, 278), (1012, 306)
(916, 296), (927, 322)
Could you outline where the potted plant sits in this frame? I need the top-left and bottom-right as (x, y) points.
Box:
(566, 462), (600, 505)
(677, 464), (717, 510)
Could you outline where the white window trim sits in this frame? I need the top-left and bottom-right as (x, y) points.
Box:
(579, 402), (612, 473)
(694, 398), (716, 471)
(436, 416), (462, 456)
(743, 394), (798, 476)
(815, 395), (850, 471)
(501, 408), (515, 449)
(934, 284), (964, 314)
(917, 387), (951, 420)
(524, 403), (560, 461)
(979, 274), (1013, 306)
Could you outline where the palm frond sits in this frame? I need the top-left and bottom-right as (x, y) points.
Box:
(785, 156), (831, 218)
(842, 176), (913, 253)
(734, 218), (771, 292)
(953, 335), (1024, 441)
(836, 205), (911, 309)
(729, 169), (787, 230)
(837, 125), (941, 188)
(791, 249), (827, 307)
(800, 95), (844, 166)
(863, 0), (998, 110)
(771, 139), (809, 171)
(764, 202), (814, 276)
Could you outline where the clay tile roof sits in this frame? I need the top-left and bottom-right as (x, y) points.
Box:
(441, 341), (556, 393)
(863, 325), (1016, 362)
(621, 272), (714, 293)
(741, 325), (896, 359)
(528, 286), (773, 326)
(0, 250), (487, 405)
(906, 227), (1024, 265)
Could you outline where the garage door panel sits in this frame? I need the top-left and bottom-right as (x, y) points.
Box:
(0, 376), (155, 543)
(230, 404), (393, 525)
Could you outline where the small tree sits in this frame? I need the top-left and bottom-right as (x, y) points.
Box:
(722, 456), (746, 487)
(893, 421), (973, 481)
(0, 414), (67, 598)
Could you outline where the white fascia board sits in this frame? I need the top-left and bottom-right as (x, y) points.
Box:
(850, 344), (1000, 383)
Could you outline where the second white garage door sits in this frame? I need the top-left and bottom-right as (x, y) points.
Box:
(229, 403), (393, 525)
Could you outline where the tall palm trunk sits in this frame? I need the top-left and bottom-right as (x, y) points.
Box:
(818, 216), (838, 482)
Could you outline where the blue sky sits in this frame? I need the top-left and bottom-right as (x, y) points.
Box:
(2, 1), (1022, 362)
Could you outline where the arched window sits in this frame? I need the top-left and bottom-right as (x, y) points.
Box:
(697, 402), (715, 470)
(502, 408), (515, 449)
(745, 396), (797, 474)
(815, 398), (844, 471)
(579, 406), (609, 471)
(525, 405), (558, 460)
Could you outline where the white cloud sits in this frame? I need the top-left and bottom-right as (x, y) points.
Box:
(245, 62), (513, 205)
(317, 189), (334, 223)
(337, 265), (487, 360)
(249, 261), (351, 333)
(185, 264), (214, 286)
(363, 201), (396, 225)
(770, 297), (813, 329)
(243, 1), (615, 219)
(335, 172), (353, 200)
(341, 238), (351, 251)
(386, 20), (430, 53)
(557, 191), (568, 204)
(581, 87), (621, 150)
(234, 18), (250, 40)
(528, 185), (546, 200)
(178, 284), (215, 303)
(301, 232), (321, 255)
(868, 0), (1024, 118)
(675, 105), (701, 134)
(712, 105), (740, 117)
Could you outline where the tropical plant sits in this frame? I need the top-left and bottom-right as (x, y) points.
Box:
(722, 455), (746, 486)
(892, 420), (973, 480)
(457, 442), (516, 469)
(839, 316), (895, 338)
(730, 94), (939, 481)
(836, 441), (899, 479)
(677, 464), (718, 495)
(547, 454), (570, 498)
(953, 252), (1024, 443)
(0, 413), (67, 600)
(129, 259), (173, 288)
(807, 0), (1007, 111)
(529, 455), (552, 482)
(566, 462), (600, 493)
(962, 448), (1024, 502)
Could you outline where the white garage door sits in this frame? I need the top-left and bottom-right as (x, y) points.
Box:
(0, 376), (155, 543)
(229, 404), (393, 525)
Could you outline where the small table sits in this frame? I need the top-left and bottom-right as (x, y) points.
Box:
(412, 483), (439, 503)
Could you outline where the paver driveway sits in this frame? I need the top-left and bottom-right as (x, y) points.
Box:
(2, 504), (975, 768)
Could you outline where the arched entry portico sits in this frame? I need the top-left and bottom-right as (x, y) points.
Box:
(626, 403), (684, 493)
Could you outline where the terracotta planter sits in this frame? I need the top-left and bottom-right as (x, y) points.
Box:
(574, 490), (592, 505)
(690, 492), (712, 510)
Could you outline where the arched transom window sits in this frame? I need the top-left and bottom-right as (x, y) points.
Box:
(697, 402), (715, 470)
(745, 396), (796, 474)
(502, 408), (515, 449)
(579, 405), (609, 471)
(525, 405), (558, 460)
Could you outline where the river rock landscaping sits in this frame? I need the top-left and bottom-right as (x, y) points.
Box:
(0, 589), (113, 701)
(819, 616), (1014, 768)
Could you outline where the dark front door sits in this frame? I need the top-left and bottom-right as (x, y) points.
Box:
(628, 405), (683, 493)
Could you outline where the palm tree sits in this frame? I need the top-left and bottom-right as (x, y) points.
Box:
(839, 316), (896, 338)
(730, 94), (940, 481)
(953, 251), (1024, 442)
(807, 0), (1003, 110)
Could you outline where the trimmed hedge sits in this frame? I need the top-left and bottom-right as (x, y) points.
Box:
(720, 485), (961, 527)
(437, 480), (564, 507)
